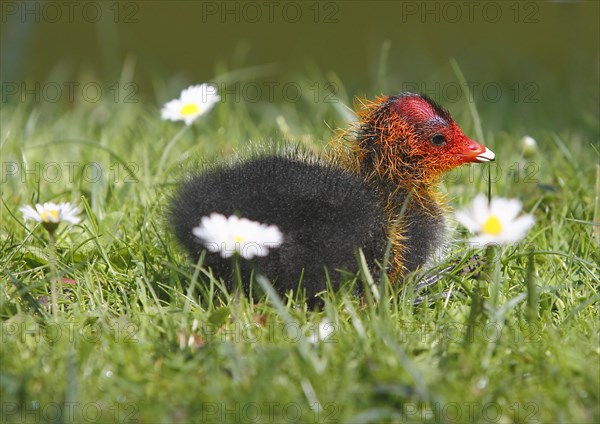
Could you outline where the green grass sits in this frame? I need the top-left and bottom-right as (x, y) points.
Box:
(1, 67), (598, 424)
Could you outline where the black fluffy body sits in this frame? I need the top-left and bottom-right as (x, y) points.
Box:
(169, 155), (389, 301)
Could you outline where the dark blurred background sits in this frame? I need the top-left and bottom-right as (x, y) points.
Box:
(1, 0), (599, 135)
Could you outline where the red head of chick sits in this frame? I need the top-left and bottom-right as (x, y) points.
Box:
(349, 93), (494, 277)
(169, 92), (494, 305)
(353, 93), (493, 187)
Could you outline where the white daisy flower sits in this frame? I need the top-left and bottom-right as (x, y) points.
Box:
(192, 213), (283, 260)
(161, 84), (220, 125)
(308, 319), (336, 344)
(20, 202), (81, 228)
(455, 194), (535, 247)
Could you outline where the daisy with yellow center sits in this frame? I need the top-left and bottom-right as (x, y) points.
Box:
(19, 201), (81, 317)
(20, 202), (81, 232)
(161, 84), (220, 125)
(455, 194), (535, 247)
(192, 213), (283, 260)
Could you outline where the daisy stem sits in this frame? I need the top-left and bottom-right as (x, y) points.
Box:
(156, 125), (191, 176)
(487, 245), (501, 311)
(525, 245), (538, 322)
(463, 277), (484, 347)
(594, 163), (600, 245)
(47, 231), (59, 318)
(233, 255), (243, 292)
(464, 246), (500, 346)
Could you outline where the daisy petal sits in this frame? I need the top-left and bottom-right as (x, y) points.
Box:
(505, 214), (535, 243)
(455, 210), (480, 233)
(491, 197), (522, 223)
(471, 194), (490, 225)
(20, 205), (41, 222)
(468, 234), (500, 248)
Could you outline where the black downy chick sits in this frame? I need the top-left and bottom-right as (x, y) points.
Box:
(169, 93), (495, 303)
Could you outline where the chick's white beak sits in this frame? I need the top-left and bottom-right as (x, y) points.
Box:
(458, 138), (496, 164)
(475, 147), (495, 162)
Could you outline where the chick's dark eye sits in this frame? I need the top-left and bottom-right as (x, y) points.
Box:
(430, 134), (446, 146)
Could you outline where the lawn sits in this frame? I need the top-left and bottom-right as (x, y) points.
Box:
(1, 63), (599, 423)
